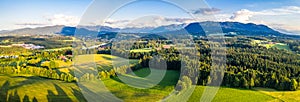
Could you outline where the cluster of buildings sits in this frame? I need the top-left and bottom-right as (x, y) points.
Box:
(12, 44), (45, 49)
(0, 55), (18, 59)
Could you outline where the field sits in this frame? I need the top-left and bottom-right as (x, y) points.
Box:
(254, 87), (300, 102)
(271, 43), (291, 51)
(262, 43), (291, 51)
(74, 54), (138, 71)
(100, 68), (180, 101)
(1, 68), (300, 102)
(187, 86), (275, 102)
(0, 74), (85, 102)
(250, 39), (291, 51)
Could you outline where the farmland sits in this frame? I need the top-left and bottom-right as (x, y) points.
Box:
(1, 35), (300, 102)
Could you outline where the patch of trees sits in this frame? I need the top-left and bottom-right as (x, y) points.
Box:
(286, 40), (300, 54)
(195, 40), (300, 91)
(0, 66), (75, 82)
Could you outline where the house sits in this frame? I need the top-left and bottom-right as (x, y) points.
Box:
(163, 45), (175, 49)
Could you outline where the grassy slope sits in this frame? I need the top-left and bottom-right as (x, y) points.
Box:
(74, 54), (138, 68)
(263, 43), (291, 51)
(102, 68), (180, 102)
(271, 43), (291, 51)
(187, 86), (275, 102)
(254, 87), (300, 102)
(0, 74), (85, 102)
(102, 68), (278, 102)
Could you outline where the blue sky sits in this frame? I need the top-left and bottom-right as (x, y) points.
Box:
(0, 0), (300, 34)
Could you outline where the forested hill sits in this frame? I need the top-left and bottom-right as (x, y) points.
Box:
(185, 22), (282, 36)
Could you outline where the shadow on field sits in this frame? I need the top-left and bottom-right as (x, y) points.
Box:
(71, 87), (87, 102)
(47, 84), (73, 102)
(102, 55), (113, 60)
(0, 81), (38, 102)
(0, 81), (10, 102)
(111, 68), (180, 87)
(9, 76), (49, 89)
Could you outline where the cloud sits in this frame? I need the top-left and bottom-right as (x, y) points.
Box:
(102, 19), (130, 27)
(102, 16), (196, 28)
(192, 8), (221, 15)
(15, 23), (48, 26)
(8, 14), (80, 30)
(13, 20), (49, 30)
(270, 23), (300, 34)
(230, 9), (255, 23)
(229, 6), (300, 34)
(45, 14), (80, 26)
(230, 6), (300, 23)
(259, 6), (300, 15)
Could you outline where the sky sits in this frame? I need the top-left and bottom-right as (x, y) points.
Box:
(0, 0), (300, 34)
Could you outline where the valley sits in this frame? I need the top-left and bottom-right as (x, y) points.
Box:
(1, 21), (300, 102)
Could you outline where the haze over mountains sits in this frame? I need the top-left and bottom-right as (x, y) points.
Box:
(0, 21), (299, 38)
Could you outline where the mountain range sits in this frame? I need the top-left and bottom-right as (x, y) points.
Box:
(1, 21), (299, 38)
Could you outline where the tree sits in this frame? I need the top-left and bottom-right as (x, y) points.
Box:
(60, 73), (65, 81)
(249, 78), (255, 89)
(100, 71), (107, 79)
(181, 76), (192, 88)
(175, 80), (186, 91)
(49, 61), (59, 69)
(241, 77), (248, 88)
(290, 79), (298, 91)
(233, 77), (240, 87)
(207, 76), (212, 85)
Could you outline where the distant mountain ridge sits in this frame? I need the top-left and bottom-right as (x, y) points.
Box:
(1, 22), (299, 38)
(0, 25), (64, 36)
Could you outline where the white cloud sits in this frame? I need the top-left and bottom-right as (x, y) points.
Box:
(230, 6), (300, 22)
(6, 14), (80, 30)
(229, 6), (300, 34)
(45, 14), (80, 26)
(260, 6), (300, 15)
(230, 9), (255, 23)
(102, 16), (196, 28)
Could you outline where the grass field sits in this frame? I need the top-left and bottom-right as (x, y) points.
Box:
(262, 43), (291, 51)
(0, 74), (85, 102)
(74, 54), (138, 71)
(111, 68), (278, 102)
(250, 39), (292, 52)
(186, 86), (275, 102)
(101, 68), (180, 102)
(271, 43), (291, 51)
(2, 69), (300, 102)
(254, 87), (300, 102)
